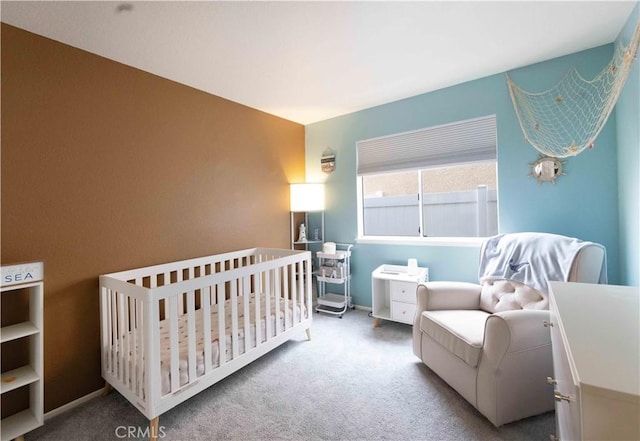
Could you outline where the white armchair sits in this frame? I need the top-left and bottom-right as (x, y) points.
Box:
(412, 233), (606, 426)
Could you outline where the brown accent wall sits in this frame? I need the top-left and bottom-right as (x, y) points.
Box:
(1, 24), (305, 412)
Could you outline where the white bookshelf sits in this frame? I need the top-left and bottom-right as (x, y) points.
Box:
(1, 263), (44, 441)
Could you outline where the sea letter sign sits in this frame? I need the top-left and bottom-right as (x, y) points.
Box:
(1, 262), (44, 287)
(321, 150), (336, 174)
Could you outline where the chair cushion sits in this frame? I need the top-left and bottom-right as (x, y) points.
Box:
(420, 310), (490, 367)
(480, 279), (548, 313)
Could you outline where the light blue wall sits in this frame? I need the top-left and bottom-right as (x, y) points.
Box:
(616, 3), (640, 287)
(306, 44), (623, 308)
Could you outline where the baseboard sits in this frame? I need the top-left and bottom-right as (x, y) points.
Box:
(353, 304), (372, 312)
(44, 388), (104, 421)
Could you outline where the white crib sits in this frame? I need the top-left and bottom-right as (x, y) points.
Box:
(99, 248), (312, 439)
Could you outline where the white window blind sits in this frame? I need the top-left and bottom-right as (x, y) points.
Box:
(356, 115), (497, 175)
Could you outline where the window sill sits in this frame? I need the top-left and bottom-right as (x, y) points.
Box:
(356, 236), (486, 247)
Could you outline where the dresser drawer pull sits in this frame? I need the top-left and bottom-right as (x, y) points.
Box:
(543, 320), (554, 327)
(547, 377), (557, 385)
(554, 391), (572, 402)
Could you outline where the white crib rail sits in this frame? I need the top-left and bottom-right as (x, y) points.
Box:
(100, 248), (312, 420)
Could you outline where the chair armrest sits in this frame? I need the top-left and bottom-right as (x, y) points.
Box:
(413, 282), (482, 359)
(476, 309), (554, 426)
(482, 309), (551, 357)
(412, 281), (482, 360)
(415, 281), (482, 312)
(412, 281), (481, 360)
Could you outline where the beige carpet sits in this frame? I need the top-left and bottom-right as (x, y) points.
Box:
(27, 308), (554, 440)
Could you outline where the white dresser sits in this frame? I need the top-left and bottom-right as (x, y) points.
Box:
(548, 281), (639, 441)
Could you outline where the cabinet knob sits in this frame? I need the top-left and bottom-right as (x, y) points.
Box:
(547, 377), (557, 385)
(554, 391), (572, 403)
(543, 320), (554, 327)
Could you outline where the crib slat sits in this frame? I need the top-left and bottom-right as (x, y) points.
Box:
(100, 288), (108, 374)
(265, 270), (272, 339)
(254, 272), (262, 345)
(112, 290), (119, 376)
(127, 296), (135, 390)
(133, 276), (155, 394)
(274, 267), (281, 335)
(145, 299), (161, 412)
(105, 289), (114, 376)
(168, 295), (180, 393)
(176, 270), (184, 315)
(283, 265), (290, 330)
(124, 294), (131, 387)
(217, 283), (226, 366)
(292, 263), (298, 325)
(308, 259), (312, 317)
(202, 286), (213, 373)
(230, 278), (239, 359)
(298, 261), (304, 322)
(242, 276), (251, 353)
(135, 299), (143, 397)
(291, 264), (298, 325)
(117, 292), (127, 384)
(187, 290), (197, 383)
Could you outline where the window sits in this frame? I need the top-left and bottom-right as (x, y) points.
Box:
(356, 116), (498, 240)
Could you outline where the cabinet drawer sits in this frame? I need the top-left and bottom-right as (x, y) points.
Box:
(389, 281), (416, 304)
(391, 300), (416, 324)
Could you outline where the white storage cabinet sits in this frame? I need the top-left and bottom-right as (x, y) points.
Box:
(315, 244), (353, 318)
(1, 263), (44, 441)
(371, 264), (428, 326)
(548, 281), (639, 441)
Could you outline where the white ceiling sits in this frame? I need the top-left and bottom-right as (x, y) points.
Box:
(1, 1), (637, 125)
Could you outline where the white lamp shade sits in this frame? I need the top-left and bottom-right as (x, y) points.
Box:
(290, 183), (325, 211)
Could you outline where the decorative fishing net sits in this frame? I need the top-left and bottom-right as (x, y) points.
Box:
(507, 22), (640, 158)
